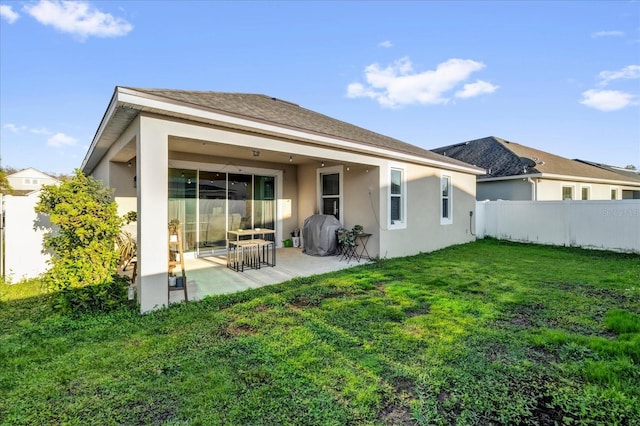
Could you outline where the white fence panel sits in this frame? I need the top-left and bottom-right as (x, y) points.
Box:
(476, 200), (640, 253)
(3, 194), (51, 280)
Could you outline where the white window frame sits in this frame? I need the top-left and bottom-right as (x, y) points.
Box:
(440, 174), (453, 225)
(580, 185), (591, 200)
(388, 164), (407, 230)
(610, 187), (619, 200)
(316, 165), (343, 222)
(562, 185), (574, 200)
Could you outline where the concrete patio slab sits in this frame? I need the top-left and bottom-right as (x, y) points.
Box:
(169, 247), (368, 304)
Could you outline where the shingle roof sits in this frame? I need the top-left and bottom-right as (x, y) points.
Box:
(431, 136), (640, 184)
(574, 160), (640, 182)
(124, 87), (476, 170)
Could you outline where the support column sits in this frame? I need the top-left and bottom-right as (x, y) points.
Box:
(136, 115), (169, 312)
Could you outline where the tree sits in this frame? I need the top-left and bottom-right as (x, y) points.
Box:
(35, 169), (126, 312)
(0, 166), (14, 195)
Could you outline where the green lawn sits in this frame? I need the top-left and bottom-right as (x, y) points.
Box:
(1, 239), (639, 425)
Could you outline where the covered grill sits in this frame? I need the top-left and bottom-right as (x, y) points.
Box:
(302, 214), (341, 256)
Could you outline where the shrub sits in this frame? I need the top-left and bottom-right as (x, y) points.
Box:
(35, 169), (124, 313)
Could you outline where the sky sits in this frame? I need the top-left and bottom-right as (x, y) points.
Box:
(1, 0), (639, 175)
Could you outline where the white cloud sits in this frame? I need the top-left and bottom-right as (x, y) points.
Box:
(3, 123), (24, 133)
(0, 4), (19, 23)
(455, 80), (499, 98)
(580, 89), (636, 111)
(592, 30), (624, 38)
(347, 57), (496, 107)
(23, 0), (132, 40)
(379, 40), (393, 48)
(598, 65), (640, 86)
(47, 132), (77, 147)
(3, 123), (53, 134)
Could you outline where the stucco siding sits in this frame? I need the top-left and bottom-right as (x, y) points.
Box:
(478, 179), (532, 201)
(380, 163), (476, 259)
(538, 179), (630, 201)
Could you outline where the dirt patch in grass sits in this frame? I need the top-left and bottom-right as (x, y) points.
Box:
(391, 376), (415, 395)
(378, 401), (414, 426)
(405, 304), (430, 318)
(532, 395), (565, 425)
(222, 323), (256, 337)
(289, 291), (342, 308)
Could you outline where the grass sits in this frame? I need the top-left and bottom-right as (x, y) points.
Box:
(1, 239), (639, 425)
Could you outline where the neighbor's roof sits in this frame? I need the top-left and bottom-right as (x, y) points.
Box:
(6, 167), (58, 180)
(574, 159), (640, 183)
(83, 86), (482, 174)
(432, 136), (640, 185)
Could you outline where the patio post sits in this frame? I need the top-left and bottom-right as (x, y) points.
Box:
(136, 115), (170, 312)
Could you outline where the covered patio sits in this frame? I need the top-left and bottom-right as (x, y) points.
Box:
(168, 247), (367, 303)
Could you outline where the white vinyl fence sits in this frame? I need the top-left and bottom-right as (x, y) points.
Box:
(2, 193), (51, 281)
(476, 200), (640, 253)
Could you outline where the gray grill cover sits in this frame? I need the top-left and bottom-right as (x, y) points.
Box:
(302, 214), (341, 256)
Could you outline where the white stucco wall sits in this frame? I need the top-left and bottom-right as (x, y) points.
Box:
(3, 193), (51, 280)
(379, 163), (477, 258)
(537, 178), (633, 201)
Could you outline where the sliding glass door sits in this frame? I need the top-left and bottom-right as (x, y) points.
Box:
(169, 168), (276, 255)
(254, 176), (275, 240)
(198, 171), (227, 254)
(168, 169), (197, 253)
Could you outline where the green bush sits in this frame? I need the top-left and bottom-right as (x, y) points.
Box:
(35, 169), (125, 313)
(49, 274), (130, 314)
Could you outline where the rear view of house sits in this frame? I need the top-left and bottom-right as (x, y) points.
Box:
(82, 87), (484, 311)
(432, 136), (640, 201)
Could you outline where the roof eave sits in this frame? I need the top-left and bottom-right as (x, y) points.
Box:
(81, 87), (132, 175)
(479, 172), (640, 186)
(84, 87), (486, 176)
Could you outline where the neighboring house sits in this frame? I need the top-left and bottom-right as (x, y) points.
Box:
(574, 160), (640, 199)
(1, 168), (58, 280)
(6, 167), (59, 195)
(431, 136), (640, 201)
(81, 87), (484, 312)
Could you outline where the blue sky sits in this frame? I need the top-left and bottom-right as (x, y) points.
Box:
(1, 0), (639, 175)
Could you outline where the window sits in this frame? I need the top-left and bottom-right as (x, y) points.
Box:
(390, 168), (403, 225)
(441, 175), (452, 224)
(562, 186), (573, 200)
(581, 186), (590, 200)
(611, 188), (618, 200)
(317, 166), (343, 221)
(389, 167), (407, 229)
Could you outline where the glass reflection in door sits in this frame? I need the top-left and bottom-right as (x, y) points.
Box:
(228, 173), (253, 231)
(198, 171), (227, 253)
(254, 176), (275, 241)
(168, 169), (197, 253)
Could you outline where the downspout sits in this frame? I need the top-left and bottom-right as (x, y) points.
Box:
(527, 177), (537, 201)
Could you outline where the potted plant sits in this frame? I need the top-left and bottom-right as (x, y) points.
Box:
(352, 224), (364, 234)
(168, 218), (180, 242)
(291, 229), (301, 247)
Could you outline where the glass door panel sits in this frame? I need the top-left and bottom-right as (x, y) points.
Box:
(168, 168), (197, 253)
(254, 176), (275, 241)
(198, 171), (227, 253)
(228, 173), (253, 231)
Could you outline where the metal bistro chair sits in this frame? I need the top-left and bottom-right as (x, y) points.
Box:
(338, 229), (359, 263)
